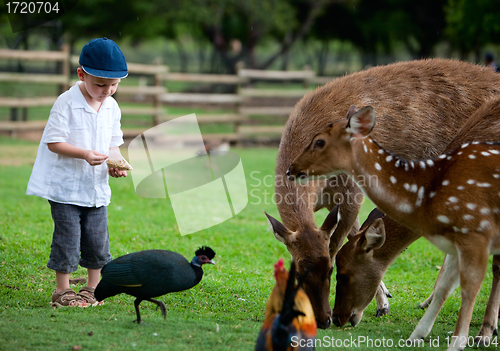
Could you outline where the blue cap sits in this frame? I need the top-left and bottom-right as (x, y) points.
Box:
(79, 38), (128, 79)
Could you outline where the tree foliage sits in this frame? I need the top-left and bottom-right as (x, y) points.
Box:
(162, 0), (340, 72)
(1, 0), (500, 72)
(445, 0), (500, 58)
(168, 0), (298, 71)
(60, 0), (166, 44)
(310, 0), (447, 67)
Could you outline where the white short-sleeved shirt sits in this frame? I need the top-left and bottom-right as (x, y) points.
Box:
(26, 81), (124, 207)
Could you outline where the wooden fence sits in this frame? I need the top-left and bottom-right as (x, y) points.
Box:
(0, 47), (336, 144)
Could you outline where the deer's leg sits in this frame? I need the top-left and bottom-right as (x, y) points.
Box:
(475, 255), (500, 345)
(409, 254), (460, 341)
(325, 174), (363, 258)
(419, 291), (434, 309)
(419, 256), (449, 310)
(375, 281), (391, 317)
(447, 241), (489, 351)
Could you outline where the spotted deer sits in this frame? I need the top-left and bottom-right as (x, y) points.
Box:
(287, 105), (500, 350)
(331, 96), (500, 343)
(270, 58), (500, 328)
(335, 209), (500, 345)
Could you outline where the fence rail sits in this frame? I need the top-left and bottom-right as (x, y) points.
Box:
(162, 72), (245, 84)
(238, 68), (315, 80)
(0, 47), (337, 144)
(0, 48), (68, 61)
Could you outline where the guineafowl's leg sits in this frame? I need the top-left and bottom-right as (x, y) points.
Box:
(133, 298), (144, 324)
(147, 298), (167, 319)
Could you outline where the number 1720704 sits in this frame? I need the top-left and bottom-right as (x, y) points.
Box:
(5, 2), (59, 14)
(446, 335), (498, 348)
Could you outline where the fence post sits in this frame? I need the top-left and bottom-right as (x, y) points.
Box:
(235, 61), (246, 141)
(154, 57), (166, 125)
(235, 61), (245, 100)
(61, 44), (70, 93)
(10, 108), (18, 121)
(303, 64), (314, 89)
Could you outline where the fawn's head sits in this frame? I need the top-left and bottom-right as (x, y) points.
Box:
(332, 208), (390, 327)
(287, 105), (375, 181)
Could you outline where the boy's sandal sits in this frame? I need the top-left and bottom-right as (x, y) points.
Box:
(51, 289), (89, 308)
(77, 286), (104, 306)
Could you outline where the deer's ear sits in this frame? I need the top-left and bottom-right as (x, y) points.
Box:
(346, 106), (375, 137)
(359, 207), (385, 232)
(320, 204), (340, 237)
(346, 105), (359, 119)
(265, 211), (296, 244)
(361, 218), (386, 252)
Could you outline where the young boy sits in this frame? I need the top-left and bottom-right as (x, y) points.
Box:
(27, 38), (128, 307)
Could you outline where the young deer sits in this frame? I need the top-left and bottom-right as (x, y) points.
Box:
(334, 208), (500, 345)
(272, 58), (500, 327)
(332, 96), (500, 343)
(287, 105), (500, 350)
(334, 210), (417, 326)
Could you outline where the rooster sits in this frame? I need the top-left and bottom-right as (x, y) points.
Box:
(255, 259), (317, 351)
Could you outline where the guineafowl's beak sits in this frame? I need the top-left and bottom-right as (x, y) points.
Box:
(209, 259), (215, 265)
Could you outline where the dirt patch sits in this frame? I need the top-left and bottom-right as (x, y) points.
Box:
(0, 145), (38, 166)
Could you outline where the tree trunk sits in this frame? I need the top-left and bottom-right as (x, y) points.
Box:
(259, 0), (330, 70)
(175, 39), (189, 73)
(317, 40), (329, 76)
(197, 41), (207, 73)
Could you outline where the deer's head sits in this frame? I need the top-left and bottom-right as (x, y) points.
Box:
(265, 205), (340, 329)
(287, 105), (375, 181)
(332, 209), (387, 327)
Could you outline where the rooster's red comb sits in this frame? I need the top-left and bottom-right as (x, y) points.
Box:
(274, 258), (286, 280)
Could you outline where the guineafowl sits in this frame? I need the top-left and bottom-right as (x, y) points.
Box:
(95, 246), (216, 323)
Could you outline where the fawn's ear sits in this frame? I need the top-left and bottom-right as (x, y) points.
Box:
(361, 218), (386, 252)
(346, 106), (375, 138)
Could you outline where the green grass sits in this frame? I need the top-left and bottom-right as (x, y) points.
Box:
(0, 139), (497, 350)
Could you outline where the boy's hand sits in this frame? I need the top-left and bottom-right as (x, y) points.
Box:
(47, 143), (109, 167)
(108, 168), (127, 178)
(84, 150), (108, 166)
